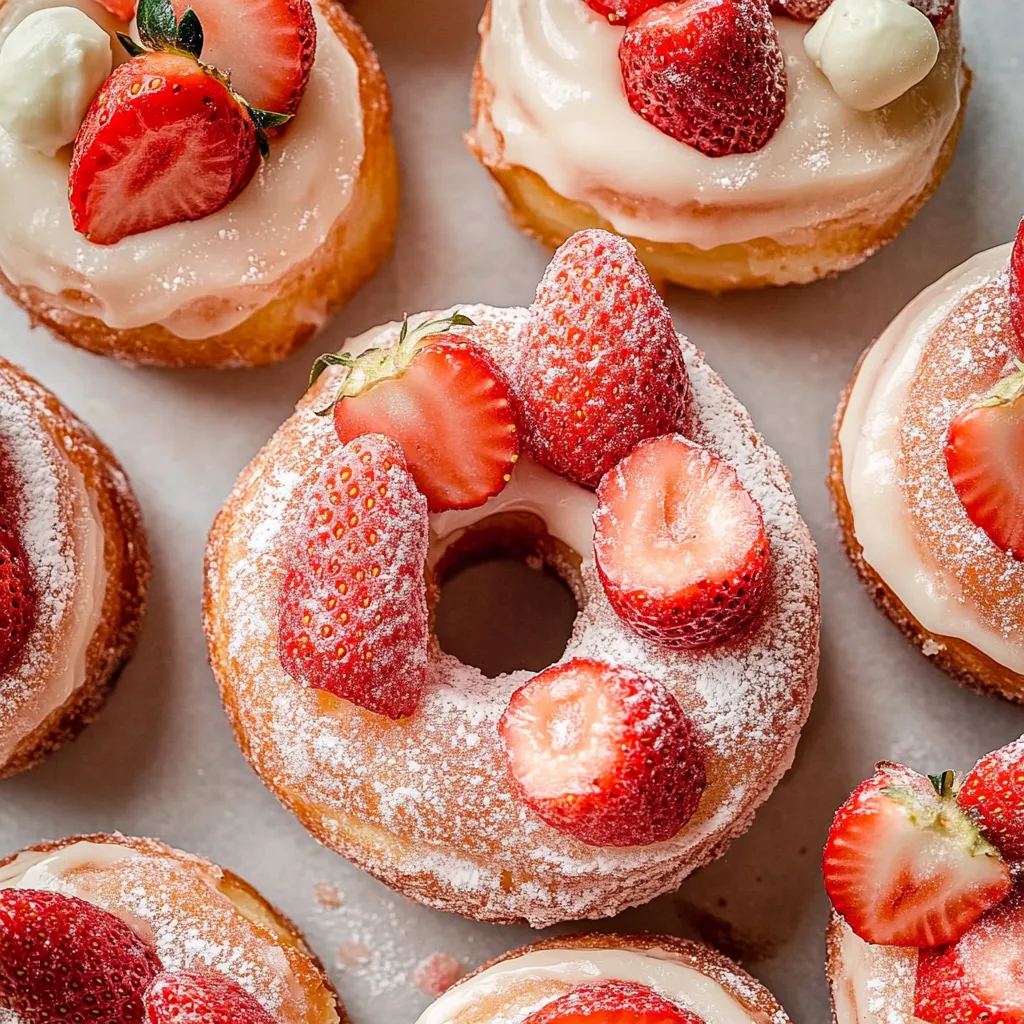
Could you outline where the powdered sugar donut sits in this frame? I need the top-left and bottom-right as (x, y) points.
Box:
(204, 236), (819, 925)
(0, 356), (148, 778)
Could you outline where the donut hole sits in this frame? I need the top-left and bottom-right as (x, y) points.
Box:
(431, 511), (582, 678)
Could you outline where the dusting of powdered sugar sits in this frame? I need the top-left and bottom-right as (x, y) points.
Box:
(207, 305), (820, 927)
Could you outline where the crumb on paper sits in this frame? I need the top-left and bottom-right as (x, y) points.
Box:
(315, 881), (344, 909)
(337, 941), (373, 967)
(413, 952), (465, 997)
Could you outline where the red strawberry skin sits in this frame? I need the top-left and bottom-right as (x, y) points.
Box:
(959, 738), (1024, 861)
(516, 230), (691, 488)
(169, 0), (316, 115)
(0, 889), (162, 1024)
(499, 658), (706, 847)
(594, 435), (769, 649)
(620, 0), (787, 158)
(96, 0), (137, 18)
(1011, 218), (1024, 356)
(525, 981), (704, 1024)
(0, 506), (34, 676)
(583, 0), (662, 24)
(145, 970), (275, 1024)
(916, 886), (1024, 1024)
(69, 52), (260, 246)
(770, 0), (956, 23)
(278, 434), (429, 720)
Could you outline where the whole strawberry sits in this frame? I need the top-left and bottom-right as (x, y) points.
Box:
(278, 433), (429, 719)
(516, 230), (691, 488)
(620, 0), (787, 157)
(0, 889), (162, 1024)
(1010, 218), (1024, 356)
(959, 738), (1024, 861)
(525, 981), (704, 1024)
(145, 970), (275, 1024)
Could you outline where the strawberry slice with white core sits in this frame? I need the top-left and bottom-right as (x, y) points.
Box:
(524, 981), (704, 1024)
(945, 364), (1024, 559)
(824, 763), (1011, 948)
(499, 658), (706, 847)
(594, 434), (769, 649)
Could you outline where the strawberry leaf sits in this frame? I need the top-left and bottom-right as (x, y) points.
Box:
(176, 8), (203, 59)
(249, 108), (292, 131)
(136, 0), (177, 49)
(116, 32), (146, 57)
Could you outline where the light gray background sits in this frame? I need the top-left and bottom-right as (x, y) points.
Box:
(1, 1), (1021, 1020)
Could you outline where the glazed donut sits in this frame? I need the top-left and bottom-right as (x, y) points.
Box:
(0, 356), (148, 779)
(0, 0), (397, 369)
(0, 833), (344, 1024)
(830, 241), (1024, 702)
(414, 933), (792, 1024)
(467, 0), (968, 291)
(205, 232), (819, 926)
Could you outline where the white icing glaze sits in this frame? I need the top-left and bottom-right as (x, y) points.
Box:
(837, 243), (1024, 673)
(804, 0), (939, 112)
(0, 7), (111, 156)
(0, 0), (364, 339)
(415, 947), (762, 1024)
(0, 840), (135, 890)
(476, 0), (962, 248)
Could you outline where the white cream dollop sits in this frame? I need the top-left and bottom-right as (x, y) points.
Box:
(0, 6), (111, 156)
(804, 0), (939, 112)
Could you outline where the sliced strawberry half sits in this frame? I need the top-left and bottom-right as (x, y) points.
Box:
(314, 314), (520, 513)
(945, 364), (1024, 559)
(524, 981), (704, 1024)
(144, 970), (275, 1024)
(594, 435), (769, 649)
(0, 504), (34, 676)
(169, 0), (317, 115)
(916, 886), (1024, 1024)
(96, 0), (138, 19)
(499, 658), (706, 847)
(583, 0), (662, 24)
(958, 738), (1024, 862)
(619, 0), (787, 158)
(278, 433), (429, 720)
(824, 763), (1011, 948)
(1010, 218), (1024, 356)
(516, 230), (692, 489)
(0, 889), (162, 1024)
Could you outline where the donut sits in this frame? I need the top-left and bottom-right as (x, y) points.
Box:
(829, 238), (1024, 702)
(823, 741), (1024, 1024)
(466, 0), (968, 292)
(0, 356), (148, 779)
(0, 833), (344, 1024)
(204, 230), (820, 926)
(0, 0), (397, 369)
(414, 933), (793, 1024)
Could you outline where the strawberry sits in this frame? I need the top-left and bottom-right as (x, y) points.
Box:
(594, 435), (769, 649)
(0, 509), (34, 676)
(619, 0), (787, 158)
(916, 886), (1024, 1024)
(96, 0), (138, 18)
(69, 0), (290, 245)
(823, 764), (1011, 948)
(515, 230), (691, 489)
(0, 889), (161, 1023)
(958, 738), (1024, 861)
(944, 364), (1024, 559)
(1011, 218), (1024, 356)
(144, 970), (275, 1024)
(278, 434), (429, 720)
(312, 314), (520, 513)
(769, 0), (830, 18)
(499, 658), (706, 847)
(583, 0), (662, 24)
(169, 0), (317, 115)
(524, 981), (704, 1024)
(908, 0), (957, 26)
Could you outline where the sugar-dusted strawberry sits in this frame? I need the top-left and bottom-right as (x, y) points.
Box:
(0, 509), (34, 675)
(169, 0), (317, 115)
(916, 886), (1024, 1024)
(1010, 219), (1024, 355)
(583, 0), (662, 24)
(0, 889), (162, 1023)
(909, 0), (957, 27)
(959, 738), (1024, 861)
(594, 435), (769, 649)
(515, 230), (691, 488)
(278, 434), (429, 719)
(144, 970), (275, 1024)
(945, 364), (1024, 559)
(311, 314), (520, 513)
(824, 763), (1011, 948)
(619, 0), (787, 157)
(499, 658), (706, 847)
(525, 981), (704, 1024)
(769, 0), (831, 18)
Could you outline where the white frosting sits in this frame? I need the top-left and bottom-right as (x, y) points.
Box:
(0, 841), (135, 891)
(805, 0), (939, 112)
(0, 0), (365, 339)
(476, 0), (962, 248)
(838, 243), (1024, 674)
(415, 947), (760, 1024)
(0, 7), (111, 156)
